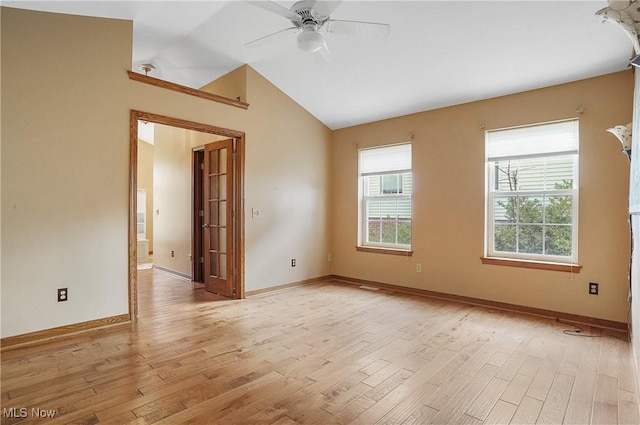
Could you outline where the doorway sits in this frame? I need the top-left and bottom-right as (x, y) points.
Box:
(129, 111), (245, 319)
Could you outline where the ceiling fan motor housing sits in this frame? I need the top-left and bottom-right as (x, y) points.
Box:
(291, 0), (329, 52)
(291, 0), (329, 28)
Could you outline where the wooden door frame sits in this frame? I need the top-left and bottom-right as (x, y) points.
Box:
(128, 110), (245, 319)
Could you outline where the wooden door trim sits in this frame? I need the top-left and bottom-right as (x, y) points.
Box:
(129, 110), (246, 320)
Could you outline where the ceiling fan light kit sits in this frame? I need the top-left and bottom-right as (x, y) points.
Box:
(297, 24), (325, 52)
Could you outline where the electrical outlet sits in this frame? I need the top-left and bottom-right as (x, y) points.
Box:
(291, 258), (296, 267)
(416, 263), (422, 273)
(58, 288), (68, 302)
(171, 250), (175, 258)
(327, 254), (332, 262)
(589, 282), (599, 295)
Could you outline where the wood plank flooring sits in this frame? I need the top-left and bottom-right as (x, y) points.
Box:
(1, 269), (639, 424)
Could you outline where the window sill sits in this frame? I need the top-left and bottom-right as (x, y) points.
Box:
(356, 246), (413, 257)
(481, 257), (581, 273)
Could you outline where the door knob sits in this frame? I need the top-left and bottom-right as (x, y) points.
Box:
(202, 223), (209, 228)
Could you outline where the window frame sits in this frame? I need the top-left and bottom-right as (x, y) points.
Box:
(485, 120), (579, 264)
(358, 143), (412, 252)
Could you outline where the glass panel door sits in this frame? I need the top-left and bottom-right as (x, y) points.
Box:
(203, 139), (234, 297)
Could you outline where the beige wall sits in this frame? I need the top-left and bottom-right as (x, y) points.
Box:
(152, 125), (196, 275)
(331, 70), (634, 323)
(1, 8), (332, 338)
(200, 66), (247, 104)
(1, 8), (133, 336)
(137, 140), (154, 253)
(243, 66), (333, 289)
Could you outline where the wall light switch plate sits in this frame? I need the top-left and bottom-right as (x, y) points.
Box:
(252, 208), (261, 218)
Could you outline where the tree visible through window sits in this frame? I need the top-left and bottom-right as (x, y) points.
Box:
(486, 120), (578, 263)
(359, 144), (412, 249)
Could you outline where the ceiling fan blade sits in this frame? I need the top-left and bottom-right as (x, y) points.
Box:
(246, 1), (301, 22)
(326, 19), (391, 38)
(317, 41), (332, 62)
(245, 26), (298, 47)
(312, 1), (344, 19)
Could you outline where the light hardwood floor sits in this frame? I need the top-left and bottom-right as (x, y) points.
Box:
(1, 269), (639, 424)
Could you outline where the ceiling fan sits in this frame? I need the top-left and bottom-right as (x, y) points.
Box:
(245, 0), (391, 61)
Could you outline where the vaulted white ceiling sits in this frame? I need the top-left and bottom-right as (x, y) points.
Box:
(5, 1), (635, 129)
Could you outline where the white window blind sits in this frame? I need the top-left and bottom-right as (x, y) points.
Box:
(360, 143), (411, 175)
(486, 120), (579, 161)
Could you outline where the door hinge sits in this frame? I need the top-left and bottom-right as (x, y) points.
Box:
(199, 210), (204, 217)
(200, 257), (204, 264)
(231, 152), (237, 160)
(200, 162), (205, 170)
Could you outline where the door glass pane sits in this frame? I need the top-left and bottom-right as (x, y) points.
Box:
(210, 253), (218, 277)
(219, 148), (227, 174)
(209, 228), (218, 251)
(219, 254), (227, 278)
(209, 150), (219, 174)
(219, 201), (227, 227)
(219, 227), (227, 253)
(219, 175), (227, 200)
(209, 201), (219, 225)
(209, 175), (219, 199)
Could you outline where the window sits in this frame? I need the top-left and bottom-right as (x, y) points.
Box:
(359, 143), (412, 250)
(485, 120), (579, 263)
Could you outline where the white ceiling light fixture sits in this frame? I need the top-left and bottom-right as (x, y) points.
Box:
(297, 23), (324, 52)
